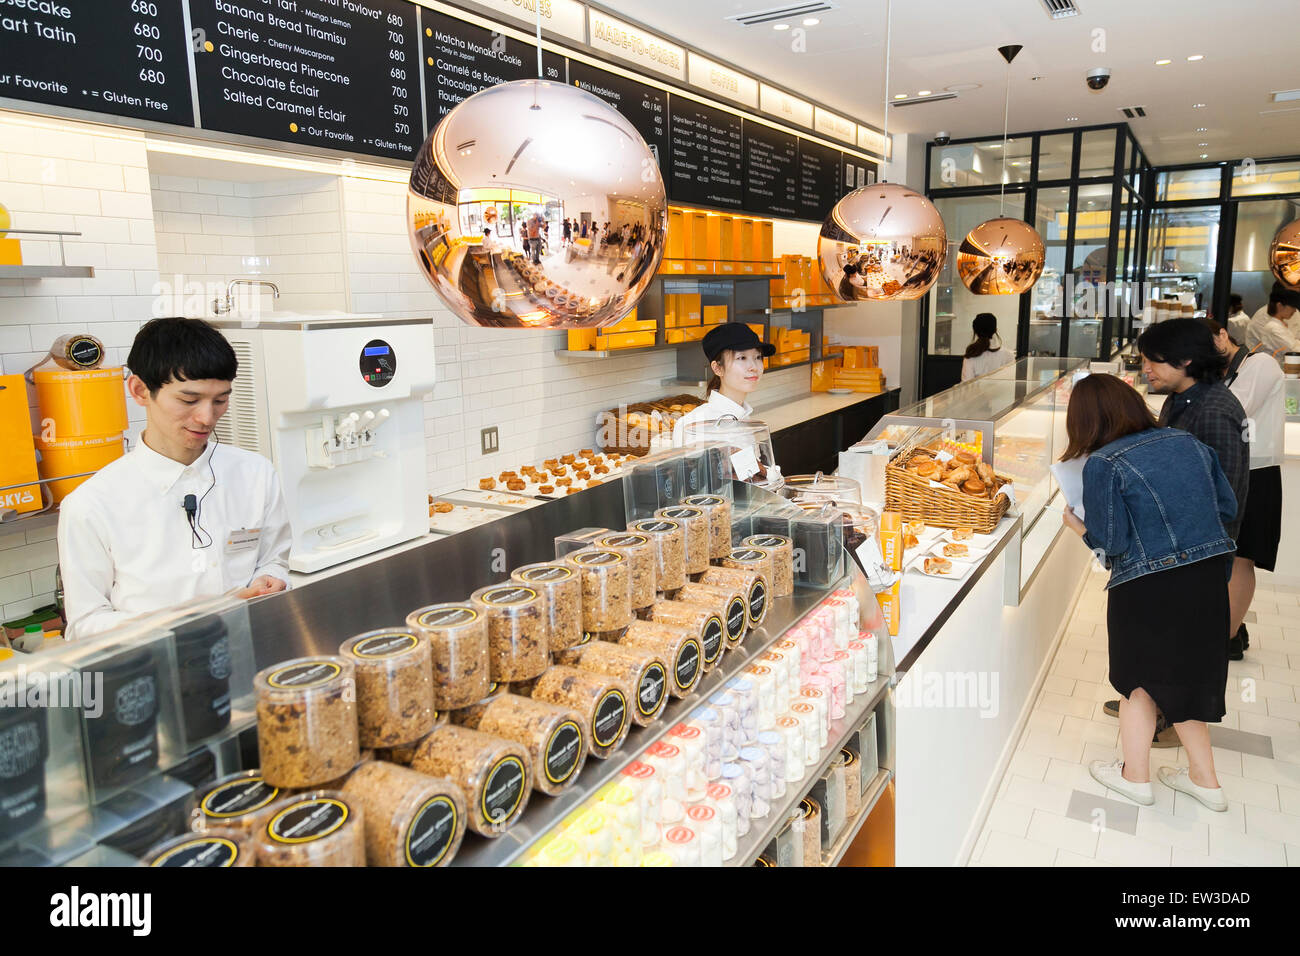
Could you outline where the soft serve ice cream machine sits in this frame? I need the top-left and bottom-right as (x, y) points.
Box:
(213, 316), (435, 573)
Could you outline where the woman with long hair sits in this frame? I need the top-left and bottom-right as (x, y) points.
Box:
(1060, 374), (1237, 811)
(960, 312), (1014, 381)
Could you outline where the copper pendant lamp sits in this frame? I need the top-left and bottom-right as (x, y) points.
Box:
(1270, 218), (1300, 289)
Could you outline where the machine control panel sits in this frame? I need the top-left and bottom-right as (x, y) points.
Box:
(360, 340), (397, 387)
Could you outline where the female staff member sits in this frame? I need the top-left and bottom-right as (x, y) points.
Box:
(1060, 374), (1236, 812)
(960, 312), (1014, 381)
(672, 322), (775, 446)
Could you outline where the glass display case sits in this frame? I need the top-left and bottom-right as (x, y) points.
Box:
(860, 357), (1087, 540)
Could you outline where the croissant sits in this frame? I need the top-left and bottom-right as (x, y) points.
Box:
(976, 462), (995, 485)
(946, 465), (975, 485)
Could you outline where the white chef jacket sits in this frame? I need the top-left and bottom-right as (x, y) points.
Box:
(1226, 348), (1285, 470)
(960, 347), (1014, 382)
(671, 390), (754, 447)
(58, 436), (292, 641)
(1226, 310), (1252, 344)
(1244, 306), (1300, 361)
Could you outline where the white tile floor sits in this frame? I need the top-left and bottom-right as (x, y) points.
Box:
(969, 565), (1300, 867)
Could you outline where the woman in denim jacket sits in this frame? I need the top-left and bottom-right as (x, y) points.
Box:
(1061, 374), (1237, 812)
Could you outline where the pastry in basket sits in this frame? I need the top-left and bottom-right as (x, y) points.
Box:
(924, 556), (952, 575)
(961, 478), (987, 497)
(976, 461), (995, 486)
(945, 465), (975, 485)
(916, 461), (940, 479)
(952, 527), (974, 541)
(943, 543), (969, 558)
(479, 477), (497, 490)
(955, 450), (978, 466)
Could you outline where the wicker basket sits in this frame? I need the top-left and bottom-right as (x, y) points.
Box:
(884, 460), (1011, 533)
(597, 395), (704, 457)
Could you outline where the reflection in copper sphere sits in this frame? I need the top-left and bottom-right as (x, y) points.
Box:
(956, 217), (1046, 295)
(1270, 219), (1300, 289)
(407, 80), (668, 328)
(818, 183), (947, 301)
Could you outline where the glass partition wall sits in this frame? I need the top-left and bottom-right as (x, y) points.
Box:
(923, 123), (1147, 395)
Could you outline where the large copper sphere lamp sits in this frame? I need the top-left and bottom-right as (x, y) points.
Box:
(1270, 219), (1300, 289)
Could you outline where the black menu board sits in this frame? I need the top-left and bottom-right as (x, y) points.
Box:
(842, 156), (876, 192)
(798, 138), (842, 221)
(669, 99), (743, 210)
(0, 0), (193, 126)
(423, 10), (565, 126)
(188, 0), (421, 160)
(743, 123), (799, 218)
(568, 60), (668, 171)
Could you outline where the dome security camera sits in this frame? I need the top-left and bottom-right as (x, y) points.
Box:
(1086, 67), (1112, 91)
(934, 131), (951, 146)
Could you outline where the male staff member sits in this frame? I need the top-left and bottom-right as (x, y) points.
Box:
(58, 318), (291, 640)
(1244, 281), (1300, 361)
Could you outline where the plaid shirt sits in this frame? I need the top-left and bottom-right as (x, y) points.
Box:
(1160, 381), (1250, 540)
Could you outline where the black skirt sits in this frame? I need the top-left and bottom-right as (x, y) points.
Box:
(1106, 557), (1229, 724)
(1236, 465), (1282, 571)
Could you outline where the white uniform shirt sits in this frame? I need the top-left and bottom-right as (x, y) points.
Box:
(58, 437), (292, 641)
(1244, 306), (1300, 361)
(960, 347), (1014, 381)
(1226, 348), (1285, 470)
(671, 390), (753, 447)
(1226, 310), (1252, 343)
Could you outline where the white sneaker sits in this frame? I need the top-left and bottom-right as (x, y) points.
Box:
(1158, 766), (1228, 812)
(1088, 759), (1154, 806)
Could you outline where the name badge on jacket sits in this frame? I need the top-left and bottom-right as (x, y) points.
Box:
(225, 528), (262, 555)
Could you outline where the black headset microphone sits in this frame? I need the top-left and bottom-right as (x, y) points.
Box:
(182, 437), (218, 550)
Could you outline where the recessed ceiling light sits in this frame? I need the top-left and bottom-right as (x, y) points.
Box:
(945, 82), (981, 92)
(1155, 59), (1172, 66)
(773, 23), (789, 31)
(803, 17), (820, 25)
(894, 93), (907, 99)
(1200, 153), (1208, 159)
(917, 90), (932, 96)
(1193, 102), (1206, 108)
(1195, 127), (1208, 131)
(1066, 116), (1079, 122)
(1187, 55), (1204, 61)
(1011, 161), (1022, 166)
(1198, 142), (1208, 147)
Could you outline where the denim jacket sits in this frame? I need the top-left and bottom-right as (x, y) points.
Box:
(1080, 428), (1237, 589)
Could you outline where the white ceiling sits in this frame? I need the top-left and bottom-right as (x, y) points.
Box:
(605, 0), (1300, 166)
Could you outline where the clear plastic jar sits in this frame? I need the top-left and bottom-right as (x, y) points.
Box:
(596, 531), (658, 611)
(571, 640), (668, 726)
(470, 583), (550, 682)
(860, 630), (879, 682)
(705, 782), (738, 860)
(789, 702), (820, 764)
(566, 807), (615, 866)
(618, 621), (702, 699)
(666, 722), (708, 801)
(341, 761), (467, 867)
(841, 748), (862, 819)
(643, 740), (687, 804)
(826, 599), (852, 650)
(799, 684), (830, 746)
(742, 663), (777, 731)
(255, 657), (359, 789)
(700, 566), (769, 629)
(689, 707), (723, 780)
(832, 650), (853, 705)
(406, 603), (491, 709)
(339, 628), (435, 749)
(800, 797), (822, 866)
(596, 781), (643, 866)
(142, 829), (256, 868)
(743, 533), (794, 597)
(723, 676), (759, 746)
(774, 638), (801, 675)
(719, 763), (751, 834)
(627, 517), (687, 592)
(721, 546), (774, 603)
(706, 690), (742, 761)
(659, 824), (701, 866)
(738, 745), (771, 803)
(189, 770), (285, 834)
(654, 505), (709, 574)
(685, 803), (723, 866)
(448, 683), (509, 729)
(775, 716), (804, 784)
(681, 493), (732, 560)
(834, 588), (862, 629)
(620, 761), (663, 846)
(529, 665), (631, 759)
(409, 725), (531, 837)
(511, 562), (583, 651)
(254, 790), (365, 867)
(759, 650), (793, 714)
(565, 547), (634, 633)
(677, 582), (748, 650)
(773, 807), (805, 867)
(757, 729), (786, 800)
(813, 609), (838, 662)
(473, 694), (588, 795)
(646, 600), (724, 671)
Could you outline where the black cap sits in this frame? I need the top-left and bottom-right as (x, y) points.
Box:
(702, 322), (776, 362)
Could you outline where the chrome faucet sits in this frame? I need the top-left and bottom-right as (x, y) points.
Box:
(213, 279), (280, 315)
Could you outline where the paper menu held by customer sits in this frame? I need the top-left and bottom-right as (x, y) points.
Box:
(1049, 457), (1086, 521)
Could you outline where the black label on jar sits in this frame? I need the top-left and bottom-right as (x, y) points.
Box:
(519, 566), (572, 583)
(660, 507), (702, 520)
(201, 777), (280, 819)
(749, 580), (768, 622)
(599, 533), (648, 549)
(114, 675), (157, 727)
(747, 535), (787, 548)
(634, 520), (678, 534)
(405, 795), (458, 866)
(0, 720), (43, 778)
(68, 336), (103, 367)
(591, 690), (627, 747)
(637, 664), (667, 717)
(151, 836), (241, 868)
(268, 797), (349, 844)
(684, 495), (724, 508)
(674, 640), (701, 689)
(481, 756), (526, 825)
(544, 720), (583, 784)
(701, 615), (724, 663)
(572, 550), (622, 567)
(352, 633), (419, 658)
(725, 598), (748, 642)
(481, 586), (537, 606)
(418, 606), (478, 628)
(730, 548), (766, 563)
(267, 661), (341, 689)
(208, 637), (232, 680)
